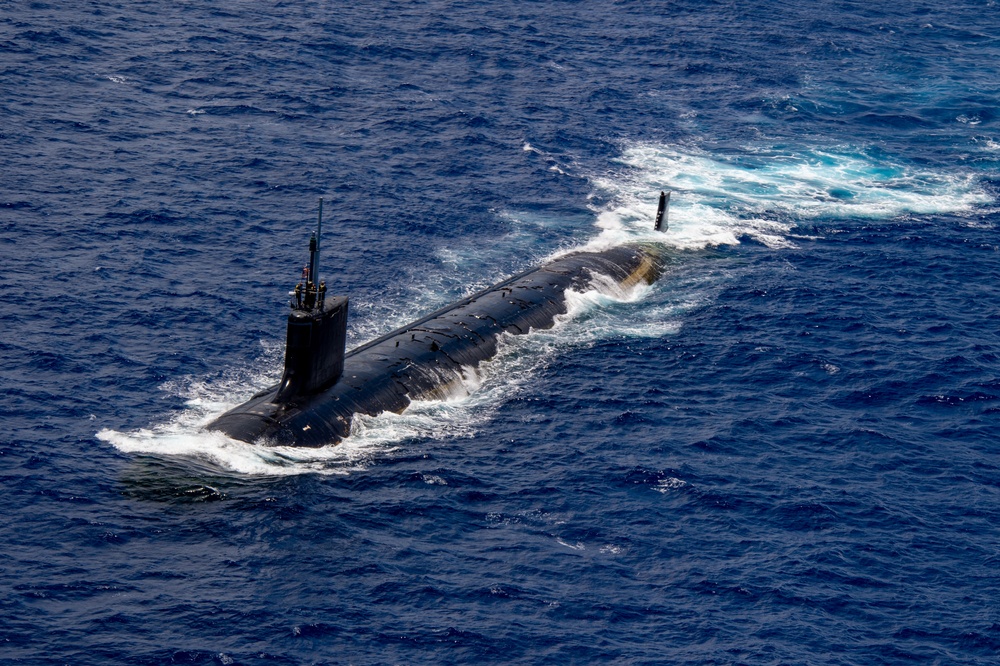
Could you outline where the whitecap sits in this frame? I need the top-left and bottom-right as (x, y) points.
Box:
(556, 538), (586, 551)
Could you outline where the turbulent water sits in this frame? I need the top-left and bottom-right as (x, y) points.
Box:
(3, 1), (1000, 663)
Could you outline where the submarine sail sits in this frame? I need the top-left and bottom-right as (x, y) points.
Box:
(206, 194), (671, 447)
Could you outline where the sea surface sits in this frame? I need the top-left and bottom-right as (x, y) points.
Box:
(2, 1), (1000, 664)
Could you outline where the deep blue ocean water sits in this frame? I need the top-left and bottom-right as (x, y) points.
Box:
(3, 0), (1000, 663)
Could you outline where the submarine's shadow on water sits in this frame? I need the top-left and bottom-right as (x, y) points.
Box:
(118, 454), (264, 503)
(117, 441), (444, 504)
(116, 448), (380, 503)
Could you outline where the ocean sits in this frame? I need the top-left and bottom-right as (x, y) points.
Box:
(2, 0), (999, 663)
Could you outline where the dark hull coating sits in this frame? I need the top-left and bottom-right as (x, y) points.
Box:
(207, 243), (663, 447)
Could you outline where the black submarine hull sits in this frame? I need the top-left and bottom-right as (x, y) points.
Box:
(206, 243), (663, 447)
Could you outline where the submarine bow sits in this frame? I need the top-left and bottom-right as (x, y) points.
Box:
(207, 194), (670, 447)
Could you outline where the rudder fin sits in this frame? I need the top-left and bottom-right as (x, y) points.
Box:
(653, 190), (670, 232)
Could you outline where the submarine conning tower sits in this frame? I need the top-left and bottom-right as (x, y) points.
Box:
(274, 198), (349, 403)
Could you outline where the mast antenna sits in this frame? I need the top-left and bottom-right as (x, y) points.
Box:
(292, 198), (327, 311)
(310, 197), (323, 285)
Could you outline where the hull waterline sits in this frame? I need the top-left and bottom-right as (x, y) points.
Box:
(207, 243), (665, 447)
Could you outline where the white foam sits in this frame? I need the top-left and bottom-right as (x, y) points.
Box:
(98, 427), (383, 476)
(97, 372), (395, 476)
(973, 136), (1000, 153)
(98, 339), (392, 476)
(654, 477), (688, 492)
(585, 142), (993, 251)
(556, 538), (586, 551)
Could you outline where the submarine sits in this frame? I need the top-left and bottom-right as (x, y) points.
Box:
(207, 192), (671, 447)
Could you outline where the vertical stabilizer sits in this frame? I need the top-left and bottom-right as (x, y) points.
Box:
(654, 190), (670, 232)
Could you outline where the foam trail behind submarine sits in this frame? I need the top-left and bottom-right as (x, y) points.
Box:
(207, 193), (671, 447)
